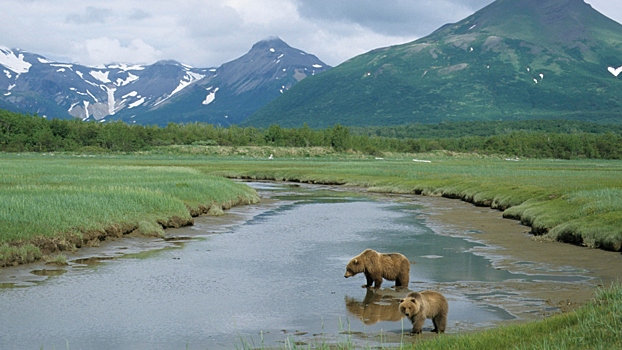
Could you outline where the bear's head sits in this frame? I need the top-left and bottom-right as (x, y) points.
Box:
(344, 258), (364, 278)
(399, 295), (422, 318)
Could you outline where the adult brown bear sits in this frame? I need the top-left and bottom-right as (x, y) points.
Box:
(344, 249), (410, 289)
(399, 290), (448, 334)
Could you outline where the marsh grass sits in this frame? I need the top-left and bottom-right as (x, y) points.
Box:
(45, 253), (68, 266)
(0, 154), (259, 266)
(409, 283), (622, 350)
(186, 151), (622, 251)
(1, 150), (621, 258)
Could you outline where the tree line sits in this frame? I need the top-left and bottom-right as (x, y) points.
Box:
(1, 110), (621, 159)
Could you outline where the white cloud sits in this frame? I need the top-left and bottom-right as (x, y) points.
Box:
(71, 38), (163, 66)
(0, 0), (620, 68)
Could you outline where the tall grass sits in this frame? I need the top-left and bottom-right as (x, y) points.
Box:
(0, 154), (259, 266)
(2, 150), (621, 263)
(186, 149), (622, 251)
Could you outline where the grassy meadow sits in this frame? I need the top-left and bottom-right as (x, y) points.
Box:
(2, 148), (621, 267)
(0, 153), (260, 266)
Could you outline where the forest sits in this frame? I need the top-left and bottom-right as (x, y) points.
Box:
(1, 110), (621, 159)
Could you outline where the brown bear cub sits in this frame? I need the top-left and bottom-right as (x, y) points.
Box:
(344, 249), (410, 289)
(399, 291), (448, 334)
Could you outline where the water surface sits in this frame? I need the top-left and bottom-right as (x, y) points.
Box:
(0, 182), (587, 349)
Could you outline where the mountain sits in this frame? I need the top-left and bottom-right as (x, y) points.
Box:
(245, 0), (622, 128)
(118, 37), (330, 125)
(0, 37), (330, 125)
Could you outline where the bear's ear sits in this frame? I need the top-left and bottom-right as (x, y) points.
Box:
(399, 299), (405, 303)
(353, 258), (358, 264)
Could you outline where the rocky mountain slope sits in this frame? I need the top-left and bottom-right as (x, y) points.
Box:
(0, 37), (330, 125)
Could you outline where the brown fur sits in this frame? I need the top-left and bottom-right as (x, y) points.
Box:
(344, 249), (410, 289)
(399, 291), (448, 334)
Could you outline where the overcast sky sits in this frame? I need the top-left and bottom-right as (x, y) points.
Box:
(1, 0), (621, 68)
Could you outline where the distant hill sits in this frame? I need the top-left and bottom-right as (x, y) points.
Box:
(0, 38), (330, 125)
(246, 0), (622, 128)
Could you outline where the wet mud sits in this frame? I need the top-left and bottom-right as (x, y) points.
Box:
(414, 195), (622, 307)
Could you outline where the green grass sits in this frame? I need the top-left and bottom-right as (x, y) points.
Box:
(176, 148), (622, 252)
(0, 153), (259, 266)
(408, 283), (622, 350)
(3, 150), (620, 262)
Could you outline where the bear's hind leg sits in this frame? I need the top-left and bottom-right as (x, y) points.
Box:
(432, 314), (446, 333)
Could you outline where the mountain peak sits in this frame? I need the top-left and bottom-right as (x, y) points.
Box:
(0, 37), (332, 126)
(251, 37), (291, 51)
(436, 0), (620, 44)
(247, 0), (622, 128)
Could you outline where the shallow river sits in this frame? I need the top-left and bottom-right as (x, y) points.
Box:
(0, 182), (593, 349)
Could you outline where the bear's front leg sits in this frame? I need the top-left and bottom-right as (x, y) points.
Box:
(363, 271), (374, 288)
(411, 315), (426, 334)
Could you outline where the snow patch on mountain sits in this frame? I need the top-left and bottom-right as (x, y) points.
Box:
(0, 47), (32, 73)
(154, 71), (206, 107)
(82, 101), (90, 120)
(105, 86), (116, 115)
(608, 66), (622, 77)
(202, 87), (219, 105)
(129, 97), (146, 109)
(86, 89), (97, 102)
(90, 70), (111, 84)
(116, 72), (139, 86)
(107, 63), (145, 71)
(51, 63), (73, 69)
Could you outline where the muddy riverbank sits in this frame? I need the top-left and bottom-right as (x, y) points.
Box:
(414, 194), (622, 306)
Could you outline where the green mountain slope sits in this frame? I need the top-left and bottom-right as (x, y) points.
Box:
(245, 0), (622, 128)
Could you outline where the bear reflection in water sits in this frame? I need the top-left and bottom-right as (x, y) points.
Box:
(345, 288), (406, 325)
